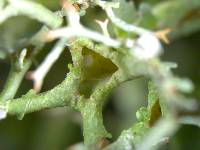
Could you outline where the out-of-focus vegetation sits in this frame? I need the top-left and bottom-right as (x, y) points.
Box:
(0, 0), (200, 150)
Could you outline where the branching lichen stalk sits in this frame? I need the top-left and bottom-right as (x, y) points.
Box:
(5, 66), (81, 118)
(0, 0), (200, 149)
(0, 59), (31, 101)
(0, 0), (62, 28)
(79, 70), (127, 148)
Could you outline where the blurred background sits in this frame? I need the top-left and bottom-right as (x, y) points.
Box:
(0, 0), (200, 149)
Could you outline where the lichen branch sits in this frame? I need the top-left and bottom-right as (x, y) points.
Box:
(0, 0), (62, 28)
(28, 38), (67, 92)
(0, 54), (32, 101)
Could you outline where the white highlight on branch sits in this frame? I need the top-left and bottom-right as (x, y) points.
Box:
(97, 1), (119, 9)
(131, 33), (163, 60)
(104, 5), (165, 60)
(47, 1), (120, 48)
(19, 48), (27, 69)
(105, 7), (150, 35)
(0, 110), (7, 120)
(48, 26), (120, 48)
(0, 101), (9, 120)
(125, 38), (135, 48)
(28, 38), (67, 92)
(95, 19), (110, 37)
(64, 3), (80, 27)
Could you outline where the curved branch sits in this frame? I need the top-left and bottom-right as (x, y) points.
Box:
(0, 0), (62, 28)
(1, 66), (81, 119)
(0, 58), (31, 101)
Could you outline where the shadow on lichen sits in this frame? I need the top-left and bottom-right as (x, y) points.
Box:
(79, 48), (118, 98)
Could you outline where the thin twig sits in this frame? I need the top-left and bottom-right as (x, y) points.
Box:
(46, 1), (121, 48)
(0, 0), (62, 28)
(0, 55), (32, 101)
(28, 38), (67, 92)
(105, 7), (150, 35)
(47, 26), (121, 48)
